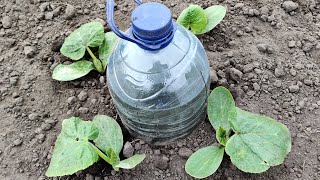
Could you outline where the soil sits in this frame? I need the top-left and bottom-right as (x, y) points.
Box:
(0, 0), (320, 180)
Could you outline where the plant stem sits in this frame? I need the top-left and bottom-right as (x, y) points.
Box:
(86, 47), (104, 74)
(89, 142), (113, 165)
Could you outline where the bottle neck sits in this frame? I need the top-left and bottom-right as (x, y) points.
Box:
(126, 22), (177, 51)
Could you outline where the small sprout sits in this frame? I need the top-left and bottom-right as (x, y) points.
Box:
(185, 86), (292, 179)
(177, 5), (208, 33)
(45, 115), (145, 177)
(177, 4), (226, 35)
(53, 22), (118, 81)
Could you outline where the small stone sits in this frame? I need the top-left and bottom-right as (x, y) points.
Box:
(45, 12), (54, 20)
(78, 107), (89, 114)
(290, 69), (297, 76)
(295, 63), (304, 70)
(41, 123), (52, 131)
(210, 68), (218, 84)
(9, 77), (18, 85)
(234, 3), (244, 9)
(154, 149), (161, 155)
(282, 1), (299, 12)
(134, 143), (141, 150)
(67, 110), (73, 115)
(289, 85), (299, 93)
(253, 83), (260, 91)
(67, 96), (77, 105)
(65, 4), (75, 19)
(236, 30), (244, 36)
(243, 64), (255, 73)
(99, 76), (105, 84)
(304, 79), (313, 86)
(274, 80), (282, 88)
(78, 90), (88, 102)
(178, 148), (193, 158)
(13, 139), (23, 146)
(288, 40), (296, 48)
(95, 18), (106, 26)
(28, 113), (39, 121)
(24, 46), (36, 58)
(229, 68), (243, 82)
(12, 92), (19, 98)
(39, 2), (49, 12)
(227, 51), (234, 57)
(85, 174), (94, 180)
(154, 156), (169, 170)
(298, 100), (305, 108)
(53, 7), (62, 16)
(260, 6), (269, 15)
(37, 134), (46, 143)
(302, 43), (314, 52)
(257, 43), (267, 53)
(274, 67), (285, 77)
(51, 39), (64, 52)
(244, 26), (252, 33)
(91, 99), (97, 105)
(247, 90), (255, 97)
(2, 16), (12, 28)
(123, 141), (134, 158)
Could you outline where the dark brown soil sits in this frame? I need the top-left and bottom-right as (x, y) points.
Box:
(0, 0), (320, 180)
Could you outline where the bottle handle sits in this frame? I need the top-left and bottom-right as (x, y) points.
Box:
(106, 0), (162, 50)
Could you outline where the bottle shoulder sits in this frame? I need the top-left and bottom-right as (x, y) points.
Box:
(112, 24), (204, 74)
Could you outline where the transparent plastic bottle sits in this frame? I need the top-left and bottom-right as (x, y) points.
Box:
(106, 0), (210, 144)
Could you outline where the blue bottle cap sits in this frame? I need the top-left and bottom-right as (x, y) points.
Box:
(106, 0), (176, 50)
(131, 2), (173, 42)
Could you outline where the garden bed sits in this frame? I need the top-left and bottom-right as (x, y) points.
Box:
(0, 0), (319, 179)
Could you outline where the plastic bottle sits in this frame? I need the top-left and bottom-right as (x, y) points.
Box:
(106, 0), (210, 144)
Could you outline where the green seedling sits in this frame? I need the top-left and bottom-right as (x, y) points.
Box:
(185, 87), (291, 179)
(177, 4), (226, 35)
(46, 115), (145, 177)
(52, 22), (118, 81)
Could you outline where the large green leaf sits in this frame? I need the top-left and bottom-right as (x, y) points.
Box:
(115, 154), (146, 169)
(60, 22), (105, 60)
(194, 5), (226, 35)
(46, 117), (99, 177)
(207, 86), (236, 132)
(52, 60), (94, 81)
(177, 5), (207, 32)
(99, 32), (118, 70)
(93, 115), (123, 155)
(225, 108), (292, 173)
(185, 146), (224, 179)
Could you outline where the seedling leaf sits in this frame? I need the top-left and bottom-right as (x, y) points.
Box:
(93, 115), (123, 155)
(52, 60), (94, 81)
(177, 5), (207, 32)
(185, 146), (224, 179)
(216, 127), (228, 146)
(106, 148), (120, 167)
(225, 108), (292, 173)
(60, 22), (105, 60)
(99, 32), (118, 70)
(46, 117), (99, 177)
(207, 86), (236, 132)
(194, 5), (226, 35)
(115, 154), (146, 169)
